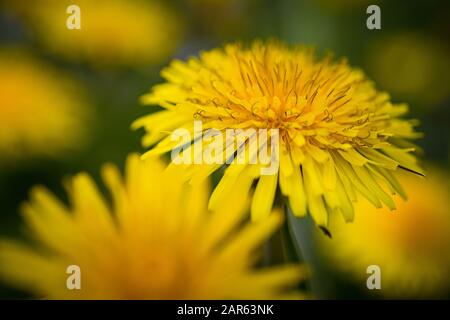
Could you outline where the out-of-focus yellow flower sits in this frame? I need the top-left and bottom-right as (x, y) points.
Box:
(367, 33), (450, 107)
(318, 169), (450, 298)
(10, 0), (182, 67)
(134, 40), (423, 229)
(0, 50), (88, 160)
(0, 154), (306, 299)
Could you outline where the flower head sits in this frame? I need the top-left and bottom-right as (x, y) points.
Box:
(9, 0), (182, 67)
(0, 50), (88, 160)
(134, 41), (423, 228)
(318, 169), (450, 298)
(367, 33), (450, 107)
(0, 154), (305, 299)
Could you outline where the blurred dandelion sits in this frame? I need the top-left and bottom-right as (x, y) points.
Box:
(0, 50), (89, 161)
(8, 0), (182, 67)
(134, 40), (423, 228)
(367, 33), (450, 107)
(318, 168), (450, 298)
(0, 154), (306, 299)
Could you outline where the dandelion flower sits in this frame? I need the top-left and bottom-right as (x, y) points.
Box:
(367, 33), (450, 107)
(0, 154), (306, 299)
(9, 0), (182, 67)
(134, 41), (423, 227)
(0, 50), (88, 160)
(318, 169), (450, 298)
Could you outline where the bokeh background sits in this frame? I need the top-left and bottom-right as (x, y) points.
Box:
(0, 0), (449, 299)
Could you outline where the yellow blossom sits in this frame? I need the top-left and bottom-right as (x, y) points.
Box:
(134, 41), (423, 228)
(0, 50), (88, 160)
(8, 0), (182, 67)
(0, 154), (306, 299)
(367, 33), (450, 107)
(318, 169), (450, 298)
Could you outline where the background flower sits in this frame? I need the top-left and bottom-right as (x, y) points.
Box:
(367, 33), (450, 108)
(317, 168), (450, 298)
(0, 154), (306, 299)
(8, 0), (182, 67)
(0, 49), (89, 161)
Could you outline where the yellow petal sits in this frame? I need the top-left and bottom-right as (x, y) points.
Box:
(302, 157), (324, 196)
(352, 165), (396, 210)
(208, 163), (247, 211)
(322, 157), (337, 190)
(251, 173), (278, 221)
(381, 147), (425, 176)
(305, 184), (328, 227)
(338, 149), (368, 166)
(288, 165), (307, 217)
(358, 147), (398, 170)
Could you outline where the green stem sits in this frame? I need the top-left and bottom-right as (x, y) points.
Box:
(285, 205), (337, 299)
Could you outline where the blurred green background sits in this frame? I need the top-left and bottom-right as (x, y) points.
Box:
(0, 0), (449, 299)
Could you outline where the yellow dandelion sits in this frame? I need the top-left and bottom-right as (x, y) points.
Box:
(133, 41), (423, 228)
(0, 154), (306, 299)
(367, 33), (450, 107)
(0, 50), (88, 160)
(9, 0), (182, 67)
(318, 169), (450, 298)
